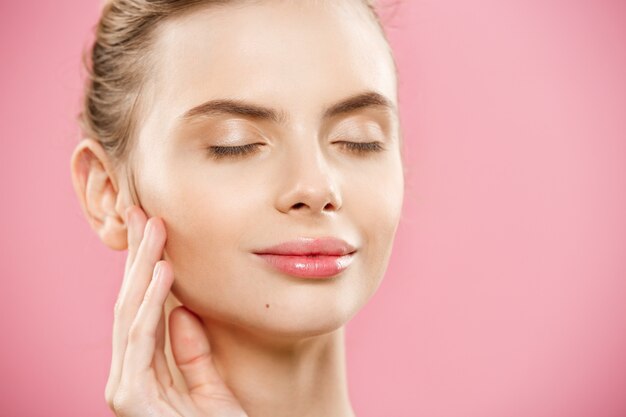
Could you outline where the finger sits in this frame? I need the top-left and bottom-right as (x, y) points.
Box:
(115, 216), (166, 328)
(151, 305), (198, 417)
(169, 306), (235, 398)
(106, 205), (147, 405)
(122, 216), (167, 309)
(107, 215), (165, 397)
(122, 260), (174, 377)
(152, 304), (174, 389)
(123, 205), (147, 279)
(120, 205), (148, 286)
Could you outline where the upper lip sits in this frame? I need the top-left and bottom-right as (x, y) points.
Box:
(253, 237), (357, 256)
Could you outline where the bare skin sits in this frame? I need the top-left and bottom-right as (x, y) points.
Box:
(106, 205), (248, 416)
(70, 1), (403, 416)
(102, 202), (357, 417)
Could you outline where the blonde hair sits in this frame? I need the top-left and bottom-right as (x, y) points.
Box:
(79, 0), (390, 166)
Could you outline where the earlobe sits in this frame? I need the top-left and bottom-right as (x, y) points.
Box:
(70, 138), (129, 251)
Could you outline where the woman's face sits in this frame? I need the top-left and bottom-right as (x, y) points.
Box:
(128, 0), (404, 338)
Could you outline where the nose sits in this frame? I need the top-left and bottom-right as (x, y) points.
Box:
(275, 142), (342, 216)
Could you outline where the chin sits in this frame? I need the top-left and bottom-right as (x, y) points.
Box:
(241, 293), (366, 344)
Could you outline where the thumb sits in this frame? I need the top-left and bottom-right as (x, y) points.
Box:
(169, 306), (235, 398)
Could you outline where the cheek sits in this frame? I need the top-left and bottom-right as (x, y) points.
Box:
(349, 161), (404, 283)
(351, 160), (404, 238)
(147, 170), (261, 313)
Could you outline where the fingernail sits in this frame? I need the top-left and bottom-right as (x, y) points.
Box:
(153, 262), (162, 280)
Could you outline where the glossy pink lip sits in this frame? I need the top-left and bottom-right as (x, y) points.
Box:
(253, 237), (357, 279)
(253, 237), (357, 256)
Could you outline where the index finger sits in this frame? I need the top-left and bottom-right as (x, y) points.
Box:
(123, 205), (148, 281)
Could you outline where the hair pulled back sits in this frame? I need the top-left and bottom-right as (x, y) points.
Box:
(78, 0), (387, 166)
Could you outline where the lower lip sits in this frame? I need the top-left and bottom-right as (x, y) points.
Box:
(254, 253), (355, 278)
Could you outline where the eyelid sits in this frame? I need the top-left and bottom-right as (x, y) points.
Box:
(207, 140), (385, 160)
(208, 143), (264, 159)
(334, 140), (386, 153)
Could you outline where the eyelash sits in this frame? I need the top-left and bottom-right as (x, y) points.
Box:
(207, 141), (385, 160)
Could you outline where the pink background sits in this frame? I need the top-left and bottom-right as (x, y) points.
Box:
(1, 0), (625, 416)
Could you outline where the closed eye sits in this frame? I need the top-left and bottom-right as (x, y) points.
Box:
(207, 141), (385, 160)
(335, 141), (385, 154)
(208, 143), (264, 159)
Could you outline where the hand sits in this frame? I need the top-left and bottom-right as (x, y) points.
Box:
(105, 205), (248, 417)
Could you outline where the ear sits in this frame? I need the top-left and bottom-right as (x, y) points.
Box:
(70, 138), (131, 251)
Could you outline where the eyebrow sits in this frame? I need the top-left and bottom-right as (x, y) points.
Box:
(179, 90), (396, 124)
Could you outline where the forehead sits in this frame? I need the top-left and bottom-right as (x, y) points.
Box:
(143, 0), (397, 130)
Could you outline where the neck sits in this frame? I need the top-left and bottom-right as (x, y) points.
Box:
(164, 294), (356, 417)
